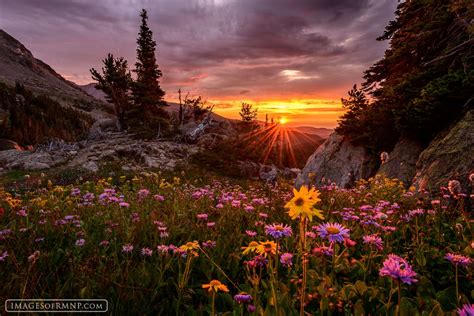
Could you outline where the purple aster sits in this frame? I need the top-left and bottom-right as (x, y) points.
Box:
(363, 234), (384, 251)
(244, 255), (268, 268)
(265, 223), (292, 239)
(280, 253), (293, 267)
(445, 253), (472, 267)
(234, 292), (253, 304)
(202, 240), (217, 248)
(379, 254), (418, 285)
(458, 304), (474, 316)
(316, 222), (350, 243)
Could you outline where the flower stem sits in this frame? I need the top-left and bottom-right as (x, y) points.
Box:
(211, 292), (216, 316)
(300, 218), (307, 316)
(455, 265), (459, 305)
(397, 280), (401, 316)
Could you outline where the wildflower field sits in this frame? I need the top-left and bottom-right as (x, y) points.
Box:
(0, 172), (472, 315)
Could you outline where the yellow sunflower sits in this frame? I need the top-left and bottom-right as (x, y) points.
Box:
(285, 185), (324, 222)
(242, 241), (260, 255)
(179, 241), (200, 252)
(202, 279), (229, 293)
(257, 240), (278, 256)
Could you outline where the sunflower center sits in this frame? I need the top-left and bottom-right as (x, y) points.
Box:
(326, 227), (340, 234)
(294, 197), (305, 206)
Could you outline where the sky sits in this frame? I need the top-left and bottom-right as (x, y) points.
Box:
(0, 0), (398, 127)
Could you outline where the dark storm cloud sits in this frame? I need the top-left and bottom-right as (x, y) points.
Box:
(0, 0), (397, 107)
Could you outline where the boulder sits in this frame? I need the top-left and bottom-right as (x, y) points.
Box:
(296, 133), (377, 188)
(260, 164), (278, 183)
(413, 109), (474, 192)
(82, 161), (99, 173)
(376, 137), (424, 186)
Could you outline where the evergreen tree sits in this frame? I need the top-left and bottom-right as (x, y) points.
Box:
(239, 103), (258, 123)
(338, 0), (473, 151)
(90, 54), (131, 131)
(336, 84), (368, 135)
(133, 9), (166, 112)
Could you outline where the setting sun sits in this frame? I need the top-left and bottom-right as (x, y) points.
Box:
(279, 117), (288, 125)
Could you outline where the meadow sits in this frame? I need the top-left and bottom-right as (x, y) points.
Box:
(0, 172), (472, 315)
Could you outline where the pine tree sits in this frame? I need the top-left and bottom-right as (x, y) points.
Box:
(239, 103), (258, 123)
(338, 0), (473, 151)
(133, 9), (166, 113)
(90, 54), (131, 131)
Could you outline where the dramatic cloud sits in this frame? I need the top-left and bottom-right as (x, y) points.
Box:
(0, 0), (397, 127)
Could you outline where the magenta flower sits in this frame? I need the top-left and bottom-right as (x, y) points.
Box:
(122, 244), (134, 253)
(202, 240), (216, 248)
(245, 230), (257, 237)
(280, 253), (293, 267)
(265, 223), (292, 239)
(458, 303), (474, 316)
(245, 205), (255, 212)
(156, 245), (169, 254)
(141, 247), (153, 256)
(99, 240), (109, 247)
(0, 251), (8, 262)
(75, 239), (85, 247)
(445, 253), (472, 267)
(153, 194), (165, 201)
(316, 222), (350, 243)
(363, 234), (383, 251)
(207, 222), (216, 228)
(119, 202), (130, 208)
(379, 254), (417, 284)
(197, 213), (208, 220)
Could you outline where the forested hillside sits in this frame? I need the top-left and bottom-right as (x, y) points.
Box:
(337, 0), (473, 154)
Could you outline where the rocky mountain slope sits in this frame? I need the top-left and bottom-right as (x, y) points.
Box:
(0, 30), (97, 104)
(297, 108), (474, 192)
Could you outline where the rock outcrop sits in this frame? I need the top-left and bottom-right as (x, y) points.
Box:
(376, 138), (424, 186)
(413, 109), (474, 191)
(296, 133), (377, 188)
(0, 132), (199, 173)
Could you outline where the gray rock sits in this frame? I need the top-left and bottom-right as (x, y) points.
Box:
(82, 161), (99, 173)
(413, 109), (474, 192)
(260, 165), (278, 183)
(24, 161), (51, 170)
(377, 137), (424, 186)
(296, 133), (377, 188)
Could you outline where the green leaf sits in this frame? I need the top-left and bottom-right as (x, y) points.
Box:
(429, 303), (444, 316)
(355, 280), (367, 296)
(354, 299), (365, 316)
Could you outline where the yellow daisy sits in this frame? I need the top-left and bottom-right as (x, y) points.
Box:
(242, 241), (260, 255)
(202, 280), (229, 293)
(285, 185), (324, 222)
(257, 240), (278, 256)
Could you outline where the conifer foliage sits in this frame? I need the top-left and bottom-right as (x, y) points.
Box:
(90, 54), (132, 131)
(337, 0), (473, 152)
(133, 9), (166, 110)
